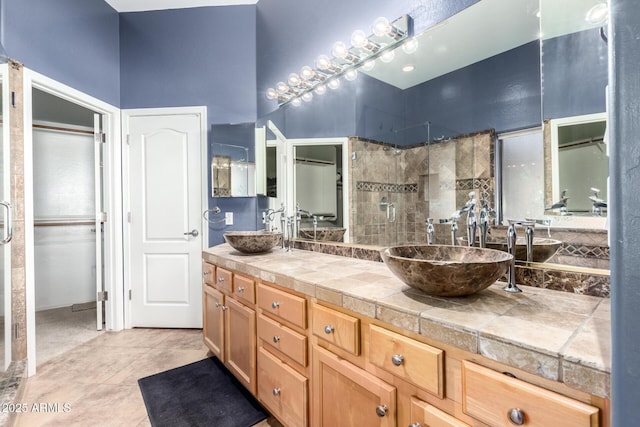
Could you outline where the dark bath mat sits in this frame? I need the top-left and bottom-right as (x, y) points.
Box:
(138, 357), (267, 427)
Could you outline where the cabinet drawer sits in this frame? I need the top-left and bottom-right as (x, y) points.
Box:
(233, 273), (256, 305)
(410, 396), (470, 427)
(258, 347), (308, 427)
(215, 267), (233, 293)
(369, 324), (443, 398)
(258, 283), (307, 329)
(462, 361), (599, 427)
(202, 262), (215, 286)
(312, 304), (360, 355)
(258, 314), (308, 367)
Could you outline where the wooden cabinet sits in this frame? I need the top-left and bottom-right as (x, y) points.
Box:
(409, 397), (470, 427)
(225, 296), (256, 394)
(462, 360), (600, 427)
(312, 303), (360, 355)
(202, 263), (257, 394)
(203, 284), (224, 359)
(258, 313), (308, 367)
(369, 324), (444, 398)
(258, 347), (309, 427)
(313, 345), (396, 427)
(203, 257), (606, 427)
(258, 283), (307, 329)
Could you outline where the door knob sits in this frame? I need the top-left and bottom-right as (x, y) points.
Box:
(184, 229), (199, 237)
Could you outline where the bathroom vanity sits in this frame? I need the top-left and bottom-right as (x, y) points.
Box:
(203, 244), (610, 426)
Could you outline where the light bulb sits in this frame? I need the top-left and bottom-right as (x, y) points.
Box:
(350, 30), (368, 48)
(276, 81), (290, 94)
(344, 69), (358, 81)
(402, 64), (415, 72)
(316, 54), (333, 70)
(332, 41), (349, 58)
(361, 60), (375, 71)
(380, 50), (395, 63)
(372, 17), (391, 37)
(288, 72), (301, 87)
(402, 38), (419, 54)
(300, 66), (315, 80)
(586, 3), (608, 25)
(291, 98), (302, 107)
(301, 92), (313, 102)
(266, 88), (278, 100)
(327, 79), (340, 90)
(314, 84), (327, 95)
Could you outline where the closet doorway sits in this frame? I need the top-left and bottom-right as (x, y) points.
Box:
(31, 88), (105, 366)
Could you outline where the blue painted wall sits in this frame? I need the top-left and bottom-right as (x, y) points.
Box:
(118, 5), (258, 246)
(610, 0), (640, 424)
(542, 28), (608, 120)
(3, 0), (120, 106)
(119, 5), (256, 122)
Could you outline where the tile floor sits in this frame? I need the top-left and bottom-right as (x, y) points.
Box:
(10, 311), (280, 426)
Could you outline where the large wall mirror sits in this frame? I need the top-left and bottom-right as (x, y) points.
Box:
(256, 0), (610, 272)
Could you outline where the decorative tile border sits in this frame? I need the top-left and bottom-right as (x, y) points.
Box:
(356, 181), (418, 193)
(558, 243), (610, 260)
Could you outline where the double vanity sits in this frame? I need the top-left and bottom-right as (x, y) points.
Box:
(202, 240), (610, 426)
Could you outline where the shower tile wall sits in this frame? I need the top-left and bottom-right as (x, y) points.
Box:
(348, 130), (495, 246)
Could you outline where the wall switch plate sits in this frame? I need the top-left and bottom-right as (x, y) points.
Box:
(225, 212), (233, 225)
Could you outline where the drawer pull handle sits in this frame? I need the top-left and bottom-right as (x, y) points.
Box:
(507, 408), (525, 425)
(237, 286), (245, 292)
(273, 388), (281, 396)
(203, 271), (211, 276)
(218, 277), (225, 283)
(391, 354), (404, 366)
(215, 303), (220, 308)
(409, 423), (422, 427)
(273, 335), (280, 343)
(375, 405), (388, 417)
(271, 301), (280, 309)
(221, 305), (228, 311)
(324, 325), (335, 334)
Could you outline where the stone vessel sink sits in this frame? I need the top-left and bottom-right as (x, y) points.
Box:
(224, 231), (282, 254)
(380, 245), (513, 297)
(458, 236), (562, 262)
(299, 227), (346, 242)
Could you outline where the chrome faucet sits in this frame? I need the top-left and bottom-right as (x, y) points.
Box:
(453, 191), (476, 246)
(438, 216), (459, 246)
(589, 187), (607, 216)
(287, 216), (294, 251)
(478, 196), (496, 248)
(295, 203), (313, 238)
(426, 218), (435, 245)
(503, 223), (523, 293)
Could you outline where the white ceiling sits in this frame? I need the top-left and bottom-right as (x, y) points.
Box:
(104, 0), (257, 13)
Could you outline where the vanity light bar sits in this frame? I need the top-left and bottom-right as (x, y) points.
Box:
(266, 14), (414, 107)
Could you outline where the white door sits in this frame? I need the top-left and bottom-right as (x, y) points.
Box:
(126, 109), (205, 328)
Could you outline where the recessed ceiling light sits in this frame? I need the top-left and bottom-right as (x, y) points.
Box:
(586, 3), (608, 25)
(402, 64), (415, 72)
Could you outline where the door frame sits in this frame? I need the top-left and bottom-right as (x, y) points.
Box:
(23, 68), (123, 376)
(121, 106), (208, 329)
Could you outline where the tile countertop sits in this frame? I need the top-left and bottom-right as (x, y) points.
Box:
(203, 244), (611, 399)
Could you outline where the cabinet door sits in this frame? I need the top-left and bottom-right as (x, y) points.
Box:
(225, 296), (257, 395)
(313, 346), (396, 427)
(409, 397), (470, 427)
(203, 285), (224, 360)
